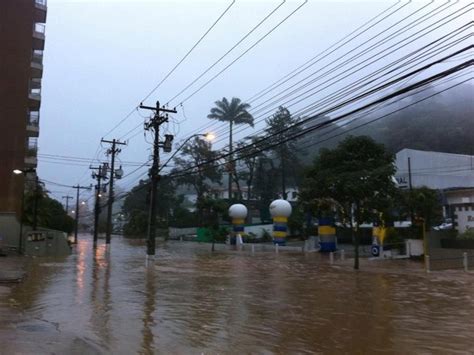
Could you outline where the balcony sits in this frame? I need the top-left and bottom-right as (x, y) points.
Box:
(26, 111), (40, 137)
(28, 88), (41, 110)
(35, 0), (47, 23)
(32, 23), (45, 50)
(31, 50), (43, 78)
(25, 139), (38, 168)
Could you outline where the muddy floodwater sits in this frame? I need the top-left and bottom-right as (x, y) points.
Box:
(1, 235), (473, 354)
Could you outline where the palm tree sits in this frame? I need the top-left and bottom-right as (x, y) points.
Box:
(207, 97), (254, 200)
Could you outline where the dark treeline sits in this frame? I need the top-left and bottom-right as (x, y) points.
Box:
(298, 83), (474, 161)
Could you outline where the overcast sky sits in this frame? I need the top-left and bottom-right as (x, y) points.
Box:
(37, 0), (471, 203)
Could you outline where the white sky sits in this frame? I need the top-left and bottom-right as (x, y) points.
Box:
(37, 0), (472, 202)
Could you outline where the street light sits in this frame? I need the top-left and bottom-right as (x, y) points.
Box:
(12, 167), (39, 254)
(159, 132), (216, 173)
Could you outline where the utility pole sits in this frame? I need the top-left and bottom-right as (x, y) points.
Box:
(101, 138), (126, 246)
(90, 163), (108, 248)
(72, 185), (91, 244)
(408, 157), (413, 191)
(139, 100), (176, 263)
(62, 195), (73, 214)
(33, 175), (40, 230)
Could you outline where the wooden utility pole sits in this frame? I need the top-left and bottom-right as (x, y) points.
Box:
(72, 185), (91, 244)
(90, 163), (108, 248)
(139, 101), (176, 263)
(62, 195), (73, 214)
(101, 138), (126, 245)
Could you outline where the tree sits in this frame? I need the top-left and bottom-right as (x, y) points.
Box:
(253, 156), (280, 222)
(234, 135), (266, 204)
(207, 97), (254, 199)
(23, 185), (74, 234)
(172, 136), (222, 225)
(265, 106), (303, 199)
(122, 177), (180, 237)
(401, 187), (443, 230)
(300, 135), (397, 269)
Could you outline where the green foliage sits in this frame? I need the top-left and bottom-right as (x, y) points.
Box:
(123, 209), (148, 237)
(300, 135), (397, 268)
(173, 137), (222, 208)
(288, 203), (305, 237)
(265, 106), (304, 197)
(253, 157), (279, 221)
(22, 185), (74, 233)
(298, 84), (474, 159)
(197, 197), (228, 228)
(235, 136), (265, 203)
(458, 228), (474, 240)
(384, 228), (403, 245)
(301, 135), (397, 222)
(122, 176), (183, 236)
(207, 97), (254, 126)
(400, 187), (443, 229)
(261, 228), (273, 242)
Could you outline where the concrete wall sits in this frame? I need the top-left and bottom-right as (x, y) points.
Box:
(0, 213), (21, 249)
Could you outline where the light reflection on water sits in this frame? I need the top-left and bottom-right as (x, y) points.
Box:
(1, 235), (473, 354)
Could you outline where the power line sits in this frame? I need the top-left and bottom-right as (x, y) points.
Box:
(140, 0), (236, 105)
(209, 2), (469, 145)
(165, 58), (473, 179)
(95, 68), (472, 212)
(164, 0), (287, 105)
(175, 0), (309, 106)
(101, 1), (236, 139)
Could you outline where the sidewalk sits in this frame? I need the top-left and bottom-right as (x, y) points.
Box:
(0, 256), (26, 283)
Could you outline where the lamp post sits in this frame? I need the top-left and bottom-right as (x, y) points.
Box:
(13, 168), (37, 254)
(158, 132), (215, 173)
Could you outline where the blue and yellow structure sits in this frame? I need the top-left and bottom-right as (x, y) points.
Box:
(228, 204), (248, 245)
(318, 217), (337, 252)
(269, 199), (292, 246)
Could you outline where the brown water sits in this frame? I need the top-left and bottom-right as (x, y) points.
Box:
(1, 235), (473, 354)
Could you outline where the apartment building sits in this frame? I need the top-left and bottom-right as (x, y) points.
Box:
(0, 0), (47, 248)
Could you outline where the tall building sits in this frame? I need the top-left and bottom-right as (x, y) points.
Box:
(0, 0), (47, 248)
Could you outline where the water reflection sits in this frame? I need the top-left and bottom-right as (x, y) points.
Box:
(0, 236), (473, 353)
(140, 266), (156, 354)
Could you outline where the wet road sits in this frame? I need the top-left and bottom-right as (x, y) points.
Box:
(1, 235), (473, 354)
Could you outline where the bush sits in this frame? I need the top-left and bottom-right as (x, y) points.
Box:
(458, 228), (474, 240)
(383, 228), (405, 253)
(261, 228), (273, 242)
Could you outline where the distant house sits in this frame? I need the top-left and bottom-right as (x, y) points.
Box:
(395, 149), (474, 232)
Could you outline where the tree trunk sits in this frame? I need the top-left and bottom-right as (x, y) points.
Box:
(228, 120), (233, 200)
(280, 147), (287, 200)
(232, 173), (243, 201)
(354, 202), (360, 270)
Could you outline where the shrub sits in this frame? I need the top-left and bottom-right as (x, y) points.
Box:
(458, 228), (474, 240)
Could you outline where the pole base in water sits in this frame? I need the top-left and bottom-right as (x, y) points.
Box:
(146, 254), (155, 268)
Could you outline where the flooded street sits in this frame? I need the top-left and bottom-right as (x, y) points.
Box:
(1, 235), (473, 354)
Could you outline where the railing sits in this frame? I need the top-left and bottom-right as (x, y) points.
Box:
(29, 87), (41, 96)
(28, 112), (40, 126)
(33, 23), (46, 35)
(31, 50), (43, 65)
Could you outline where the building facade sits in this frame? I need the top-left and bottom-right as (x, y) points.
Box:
(0, 0), (47, 247)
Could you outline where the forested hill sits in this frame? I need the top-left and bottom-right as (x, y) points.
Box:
(298, 83), (473, 161)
